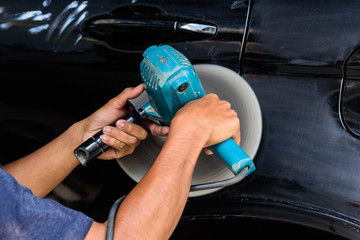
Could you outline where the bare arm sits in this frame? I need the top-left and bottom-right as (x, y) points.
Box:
(111, 126), (205, 239)
(85, 93), (241, 239)
(3, 122), (82, 197)
(3, 87), (239, 239)
(84, 129), (203, 240)
(3, 84), (167, 198)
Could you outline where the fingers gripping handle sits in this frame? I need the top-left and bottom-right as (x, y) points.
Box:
(209, 138), (255, 176)
(74, 101), (149, 166)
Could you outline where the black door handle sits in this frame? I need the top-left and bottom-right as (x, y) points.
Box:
(81, 5), (217, 51)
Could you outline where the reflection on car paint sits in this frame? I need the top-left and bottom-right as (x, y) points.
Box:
(29, 24), (49, 35)
(46, 1), (88, 39)
(0, 0), (88, 50)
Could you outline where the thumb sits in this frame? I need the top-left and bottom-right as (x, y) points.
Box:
(125, 83), (146, 100)
(108, 84), (146, 110)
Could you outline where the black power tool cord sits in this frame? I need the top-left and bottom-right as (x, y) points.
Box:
(106, 195), (127, 240)
(105, 167), (249, 240)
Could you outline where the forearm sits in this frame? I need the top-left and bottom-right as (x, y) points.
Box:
(84, 94), (240, 240)
(112, 128), (206, 239)
(3, 121), (83, 198)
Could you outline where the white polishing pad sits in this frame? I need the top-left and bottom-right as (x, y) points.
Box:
(117, 64), (263, 197)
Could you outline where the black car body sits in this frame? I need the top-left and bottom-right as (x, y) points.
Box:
(1, 0), (360, 239)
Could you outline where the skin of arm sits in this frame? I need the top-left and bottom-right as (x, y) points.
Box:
(3, 121), (84, 198)
(86, 93), (241, 240)
(3, 84), (240, 239)
(3, 84), (168, 198)
(109, 126), (206, 239)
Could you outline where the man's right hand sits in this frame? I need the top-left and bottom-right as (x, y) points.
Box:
(170, 93), (241, 150)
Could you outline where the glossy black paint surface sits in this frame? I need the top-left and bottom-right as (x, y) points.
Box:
(343, 47), (360, 138)
(1, 0), (360, 239)
(81, 5), (218, 52)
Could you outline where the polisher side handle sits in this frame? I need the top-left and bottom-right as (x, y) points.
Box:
(209, 138), (255, 175)
(74, 101), (149, 166)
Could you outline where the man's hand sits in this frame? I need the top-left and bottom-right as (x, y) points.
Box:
(79, 84), (169, 160)
(85, 92), (242, 240)
(171, 93), (241, 153)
